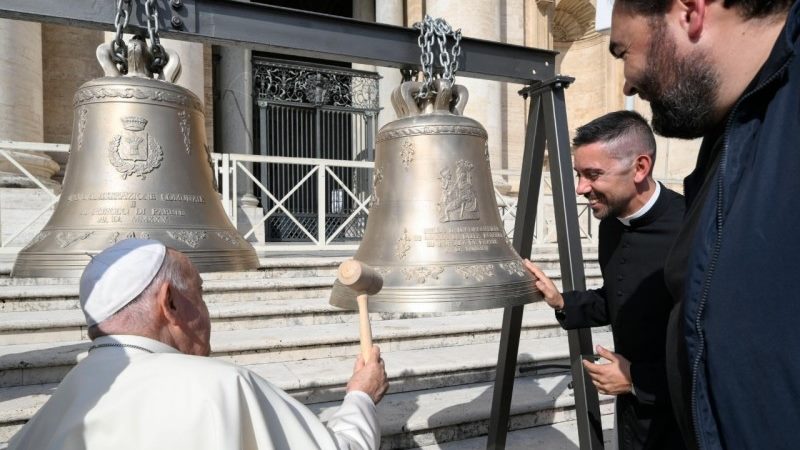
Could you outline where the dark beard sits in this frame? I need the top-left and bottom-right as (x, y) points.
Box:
(640, 20), (720, 139)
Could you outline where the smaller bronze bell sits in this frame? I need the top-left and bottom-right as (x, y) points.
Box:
(330, 80), (542, 312)
(12, 36), (259, 277)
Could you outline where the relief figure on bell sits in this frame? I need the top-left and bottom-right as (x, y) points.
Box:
(438, 159), (479, 222)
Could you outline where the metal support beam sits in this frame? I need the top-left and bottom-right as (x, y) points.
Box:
(487, 85), (547, 450)
(541, 76), (604, 449)
(0, 0), (556, 83)
(487, 77), (603, 450)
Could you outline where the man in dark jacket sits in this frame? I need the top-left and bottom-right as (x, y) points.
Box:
(527, 111), (685, 450)
(609, 1), (800, 449)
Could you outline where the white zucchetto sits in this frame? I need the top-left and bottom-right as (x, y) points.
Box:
(79, 239), (167, 326)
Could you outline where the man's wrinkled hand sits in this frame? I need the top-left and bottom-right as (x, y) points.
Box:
(582, 345), (632, 396)
(347, 345), (389, 404)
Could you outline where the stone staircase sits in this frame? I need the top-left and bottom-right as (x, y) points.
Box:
(0, 249), (616, 449)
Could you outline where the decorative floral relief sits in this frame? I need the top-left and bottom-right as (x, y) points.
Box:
(252, 59), (379, 109)
(168, 230), (207, 248)
(77, 108), (88, 152)
(22, 231), (51, 250)
(401, 266), (444, 284)
(216, 231), (243, 247)
(377, 125), (487, 143)
(178, 110), (191, 154)
(456, 264), (495, 281)
(374, 266), (392, 278)
(395, 228), (412, 260)
(74, 86), (202, 111)
(400, 139), (415, 169)
(109, 231), (150, 245)
(499, 261), (525, 277)
(56, 231), (94, 248)
(371, 167), (384, 207)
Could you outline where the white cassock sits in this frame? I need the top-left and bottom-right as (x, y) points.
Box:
(8, 335), (380, 450)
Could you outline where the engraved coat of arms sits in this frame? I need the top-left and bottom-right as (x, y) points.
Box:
(108, 116), (164, 179)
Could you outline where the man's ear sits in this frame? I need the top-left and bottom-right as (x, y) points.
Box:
(675, 0), (707, 41)
(156, 281), (180, 325)
(633, 154), (652, 184)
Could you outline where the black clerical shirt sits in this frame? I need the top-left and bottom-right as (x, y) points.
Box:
(557, 183), (686, 450)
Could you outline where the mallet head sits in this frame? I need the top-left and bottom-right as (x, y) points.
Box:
(337, 259), (383, 295)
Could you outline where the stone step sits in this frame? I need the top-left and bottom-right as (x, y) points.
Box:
(312, 372), (616, 450)
(0, 255), (351, 286)
(414, 413), (617, 450)
(0, 332), (613, 444)
(0, 276), (337, 312)
(0, 298), (559, 346)
(0, 308), (602, 388)
(0, 266), (603, 313)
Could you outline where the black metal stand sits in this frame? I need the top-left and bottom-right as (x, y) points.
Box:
(486, 77), (604, 450)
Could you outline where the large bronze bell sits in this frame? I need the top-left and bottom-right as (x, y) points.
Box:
(330, 81), (542, 312)
(12, 37), (259, 277)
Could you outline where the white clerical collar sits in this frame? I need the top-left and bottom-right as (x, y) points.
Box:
(618, 181), (661, 226)
(90, 335), (182, 354)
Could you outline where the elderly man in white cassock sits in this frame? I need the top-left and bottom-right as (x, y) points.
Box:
(9, 239), (388, 449)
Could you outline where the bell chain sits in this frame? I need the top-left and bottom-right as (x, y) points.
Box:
(413, 15), (462, 100)
(112, 0), (169, 75)
(111, 0), (131, 74)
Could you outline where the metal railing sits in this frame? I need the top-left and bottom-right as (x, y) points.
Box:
(1, 141), (604, 253)
(0, 141), (67, 253)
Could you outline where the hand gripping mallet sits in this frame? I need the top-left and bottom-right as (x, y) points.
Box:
(337, 260), (383, 363)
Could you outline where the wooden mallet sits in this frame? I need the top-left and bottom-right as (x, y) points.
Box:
(337, 259), (383, 363)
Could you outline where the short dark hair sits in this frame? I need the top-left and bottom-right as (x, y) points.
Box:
(614, 0), (795, 19)
(572, 110), (657, 164)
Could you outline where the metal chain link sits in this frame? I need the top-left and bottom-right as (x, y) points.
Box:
(413, 15), (462, 99)
(144, 0), (168, 73)
(112, 0), (132, 74)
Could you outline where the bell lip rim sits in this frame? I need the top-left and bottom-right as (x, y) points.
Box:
(329, 279), (543, 312)
(328, 292), (543, 313)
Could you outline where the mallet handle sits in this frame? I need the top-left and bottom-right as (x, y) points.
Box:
(357, 294), (373, 362)
(337, 259), (383, 363)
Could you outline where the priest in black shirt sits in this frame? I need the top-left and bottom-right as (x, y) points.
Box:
(526, 111), (685, 450)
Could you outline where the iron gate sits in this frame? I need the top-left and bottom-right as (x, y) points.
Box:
(253, 58), (380, 242)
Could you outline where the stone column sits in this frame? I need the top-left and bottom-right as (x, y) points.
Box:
(0, 19), (60, 188)
(42, 24), (105, 183)
(424, 1), (504, 180)
(499, 0), (528, 195)
(374, 0), (405, 130)
(526, 0), (555, 50)
(161, 38), (206, 103)
(215, 41), (263, 242)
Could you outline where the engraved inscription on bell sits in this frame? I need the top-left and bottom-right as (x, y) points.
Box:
(423, 225), (503, 252)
